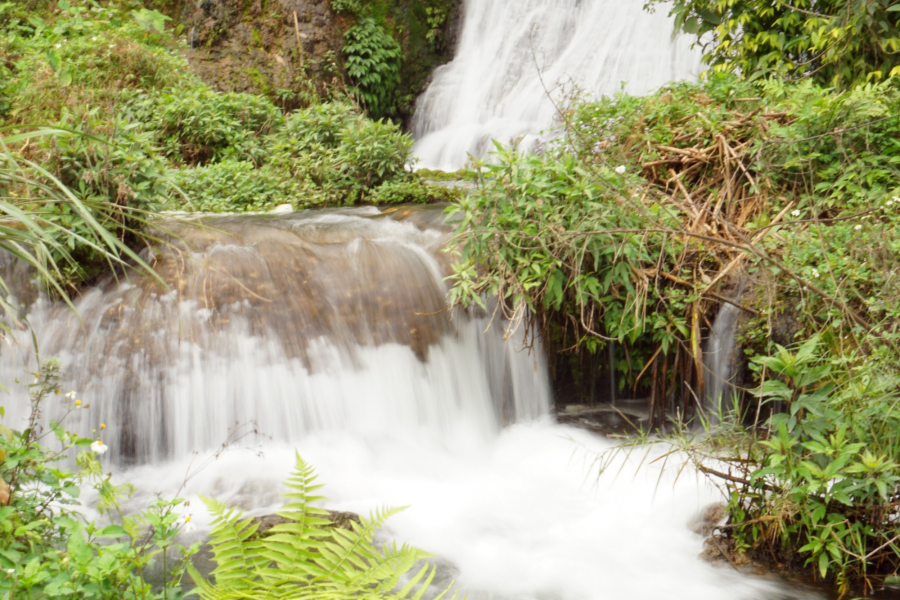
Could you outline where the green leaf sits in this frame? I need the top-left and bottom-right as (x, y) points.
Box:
(100, 525), (128, 538)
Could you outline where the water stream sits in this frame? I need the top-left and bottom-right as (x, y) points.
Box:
(0, 206), (818, 599)
(704, 302), (742, 418)
(412, 0), (703, 170)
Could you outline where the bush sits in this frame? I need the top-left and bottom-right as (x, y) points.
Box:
(3, 2), (194, 123)
(368, 178), (461, 205)
(651, 0), (900, 88)
(266, 102), (413, 205)
(128, 87), (282, 166)
(170, 160), (302, 213)
(343, 19), (402, 120)
(33, 114), (172, 283)
(331, 0), (362, 15)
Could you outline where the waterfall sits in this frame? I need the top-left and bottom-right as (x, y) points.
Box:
(412, 0), (703, 170)
(0, 207), (549, 463)
(704, 302), (742, 417)
(0, 207), (805, 599)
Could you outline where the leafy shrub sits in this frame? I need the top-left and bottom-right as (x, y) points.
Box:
(331, 0), (362, 15)
(663, 337), (900, 591)
(343, 18), (402, 120)
(128, 87), (282, 166)
(369, 178), (461, 205)
(34, 114), (172, 283)
(266, 102), (413, 205)
(652, 0), (900, 88)
(170, 160), (302, 213)
(190, 454), (452, 600)
(3, 2), (194, 123)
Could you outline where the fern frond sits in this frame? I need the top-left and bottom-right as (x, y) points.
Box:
(192, 455), (451, 600)
(199, 495), (268, 585)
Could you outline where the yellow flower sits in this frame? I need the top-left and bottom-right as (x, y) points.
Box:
(100, 423), (106, 430)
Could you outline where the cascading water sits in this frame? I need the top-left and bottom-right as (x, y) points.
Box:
(0, 207), (816, 599)
(412, 0), (704, 170)
(704, 302), (743, 417)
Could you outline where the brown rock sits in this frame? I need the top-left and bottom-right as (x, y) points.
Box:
(249, 509), (361, 539)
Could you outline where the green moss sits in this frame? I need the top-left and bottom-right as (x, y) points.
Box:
(250, 28), (263, 48)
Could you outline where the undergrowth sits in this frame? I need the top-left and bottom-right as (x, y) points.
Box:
(449, 73), (900, 588)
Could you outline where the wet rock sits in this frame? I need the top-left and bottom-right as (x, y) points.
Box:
(690, 502), (726, 537)
(248, 509), (361, 539)
(556, 404), (647, 436)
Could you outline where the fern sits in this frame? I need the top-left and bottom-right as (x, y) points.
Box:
(188, 453), (455, 600)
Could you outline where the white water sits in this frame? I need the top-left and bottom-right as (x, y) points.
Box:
(704, 302), (742, 416)
(412, 0), (704, 170)
(0, 208), (815, 599)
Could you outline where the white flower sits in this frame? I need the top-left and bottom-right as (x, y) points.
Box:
(92, 36), (97, 41)
(812, 269), (820, 279)
(179, 514), (196, 534)
(4, 568), (13, 575)
(614, 165), (626, 175)
(65, 391), (77, 399)
(855, 224), (863, 231)
(55, 43), (61, 49)
(90, 440), (109, 455)
(74, 399), (83, 409)
(109, 44), (115, 48)
(791, 209), (801, 217)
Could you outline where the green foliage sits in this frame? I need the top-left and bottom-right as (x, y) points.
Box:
(343, 19), (402, 120)
(264, 102), (413, 207)
(424, 6), (448, 53)
(190, 454), (454, 600)
(368, 179), (461, 205)
(169, 161), (301, 213)
(451, 74), (900, 398)
(35, 113), (173, 282)
(651, 0), (900, 87)
(0, 359), (199, 599)
(1, 127), (161, 298)
(331, 0), (362, 15)
(128, 88), (282, 166)
(686, 337), (900, 591)
(2, 0), (195, 124)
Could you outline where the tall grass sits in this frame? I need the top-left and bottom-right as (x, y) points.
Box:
(0, 127), (160, 322)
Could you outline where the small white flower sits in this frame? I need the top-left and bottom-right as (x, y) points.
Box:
(855, 224), (863, 231)
(4, 568), (13, 575)
(179, 514), (196, 534)
(791, 209), (801, 217)
(90, 440), (109, 455)
(55, 43), (61, 49)
(109, 44), (115, 49)
(92, 36), (97, 42)
(65, 391), (77, 399)
(74, 399), (83, 409)
(614, 165), (626, 175)
(812, 269), (820, 279)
